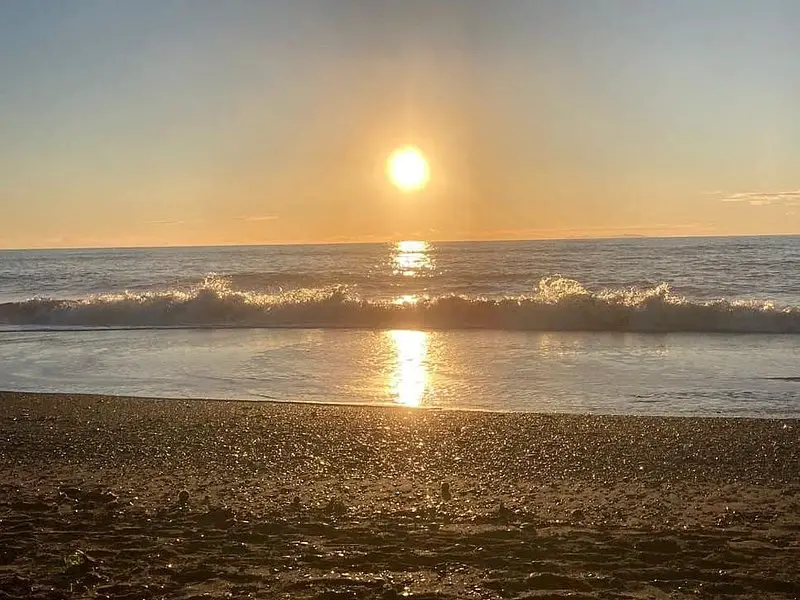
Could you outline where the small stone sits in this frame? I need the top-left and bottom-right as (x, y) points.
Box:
(440, 482), (452, 501)
(177, 489), (190, 505)
(324, 498), (347, 516)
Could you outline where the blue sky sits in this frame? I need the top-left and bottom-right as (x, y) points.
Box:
(1, 1), (798, 247)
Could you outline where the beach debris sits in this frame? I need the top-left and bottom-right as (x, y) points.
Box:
(64, 550), (96, 575)
(570, 508), (585, 521)
(177, 489), (190, 506)
(291, 496), (301, 510)
(440, 482), (452, 501)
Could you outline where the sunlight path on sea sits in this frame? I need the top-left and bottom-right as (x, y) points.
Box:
(388, 330), (429, 408)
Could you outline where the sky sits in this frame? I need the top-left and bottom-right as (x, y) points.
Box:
(1, 0), (799, 248)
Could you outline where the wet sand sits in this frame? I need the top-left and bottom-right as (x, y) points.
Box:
(1, 391), (798, 599)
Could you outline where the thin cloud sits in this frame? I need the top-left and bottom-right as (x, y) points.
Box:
(235, 215), (279, 222)
(145, 219), (187, 226)
(145, 215), (278, 226)
(718, 190), (800, 207)
(447, 223), (717, 241)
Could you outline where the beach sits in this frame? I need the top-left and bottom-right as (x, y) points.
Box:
(1, 392), (798, 599)
(4, 0), (800, 597)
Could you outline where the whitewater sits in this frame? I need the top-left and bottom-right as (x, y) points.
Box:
(2, 276), (799, 333)
(1, 237), (799, 416)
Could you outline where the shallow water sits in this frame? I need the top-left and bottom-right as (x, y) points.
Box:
(1, 328), (797, 417)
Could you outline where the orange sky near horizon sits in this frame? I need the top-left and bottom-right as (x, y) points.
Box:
(1, 2), (798, 250)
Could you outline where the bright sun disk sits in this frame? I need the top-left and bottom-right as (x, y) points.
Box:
(387, 146), (430, 192)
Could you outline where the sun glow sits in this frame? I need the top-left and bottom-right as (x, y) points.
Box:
(387, 146), (430, 192)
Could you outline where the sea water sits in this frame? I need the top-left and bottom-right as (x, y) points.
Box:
(1, 237), (798, 416)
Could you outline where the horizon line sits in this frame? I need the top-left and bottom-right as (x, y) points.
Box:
(1, 231), (798, 252)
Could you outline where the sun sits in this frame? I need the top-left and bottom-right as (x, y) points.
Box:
(387, 146), (430, 192)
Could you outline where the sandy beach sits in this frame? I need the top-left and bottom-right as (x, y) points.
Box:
(1, 391), (798, 599)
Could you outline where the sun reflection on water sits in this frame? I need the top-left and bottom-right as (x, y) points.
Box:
(392, 240), (433, 277)
(388, 329), (429, 407)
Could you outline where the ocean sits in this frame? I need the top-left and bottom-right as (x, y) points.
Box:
(1, 236), (798, 416)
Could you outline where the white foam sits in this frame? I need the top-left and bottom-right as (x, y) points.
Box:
(1, 276), (798, 333)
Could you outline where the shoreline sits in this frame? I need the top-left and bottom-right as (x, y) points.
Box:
(2, 391), (798, 599)
(3, 389), (799, 420)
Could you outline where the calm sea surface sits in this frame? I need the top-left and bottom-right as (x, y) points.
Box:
(1, 237), (799, 416)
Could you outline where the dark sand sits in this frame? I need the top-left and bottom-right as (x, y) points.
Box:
(1, 392), (798, 599)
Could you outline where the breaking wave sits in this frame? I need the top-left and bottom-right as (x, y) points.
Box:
(1, 276), (798, 333)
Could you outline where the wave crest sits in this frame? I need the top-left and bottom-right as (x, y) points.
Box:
(1, 276), (798, 333)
